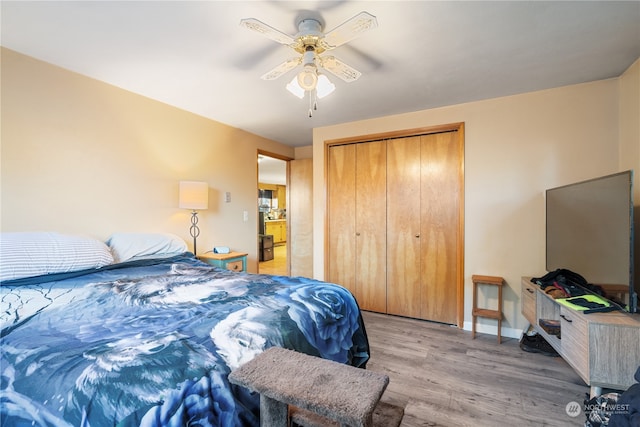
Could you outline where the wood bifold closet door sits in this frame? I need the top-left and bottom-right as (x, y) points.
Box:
(327, 141), (387, 313)
(387, 132), (461, 324)
(328, 130), (462, 325)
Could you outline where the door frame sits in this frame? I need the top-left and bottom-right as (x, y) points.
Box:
(257, 150), (293, 275)
(323, 122), (465, 328)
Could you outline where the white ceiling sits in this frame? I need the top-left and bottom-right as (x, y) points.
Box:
(2, 1), (639, 148)
(258, 155), (287, 185)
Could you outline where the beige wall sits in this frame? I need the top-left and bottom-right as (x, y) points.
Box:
(294, 145), (313, 159)
(619, 58), (640, 201)
(313, 66), (640, 336)
(619, 58), (640, 299)
(0, 48), (294, 272)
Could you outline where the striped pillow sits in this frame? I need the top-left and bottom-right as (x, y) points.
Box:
(0, 232), (114, 282)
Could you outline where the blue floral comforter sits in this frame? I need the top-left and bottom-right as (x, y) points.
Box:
(0, 253), (369, 426)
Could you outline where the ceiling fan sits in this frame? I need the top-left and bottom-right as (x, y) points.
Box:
(240, 11), (378, 116)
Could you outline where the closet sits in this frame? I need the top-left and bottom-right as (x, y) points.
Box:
(326, 125), (464, 325)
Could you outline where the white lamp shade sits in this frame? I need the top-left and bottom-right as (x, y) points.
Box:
(286, 76), (306, 99)
(316, 74), (335, 99)
(179, 181), (209, 210)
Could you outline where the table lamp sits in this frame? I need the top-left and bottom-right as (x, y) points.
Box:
(179, 181), (208, 255)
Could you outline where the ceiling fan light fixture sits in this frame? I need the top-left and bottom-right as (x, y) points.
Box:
(297, 64), (318, 91)
(242, 11), (378, 116)
(286, 76), (305, 99)
(316, 74), (335, 99)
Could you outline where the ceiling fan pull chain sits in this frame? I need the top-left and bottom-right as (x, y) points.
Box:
(308, 90), (319, 117)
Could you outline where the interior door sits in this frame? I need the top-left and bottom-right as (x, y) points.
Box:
(327, 144), (357, 294)
(289, 158), (313, 278)
(420, 131), (461, 324)
(355, 141), (387, 313)
(386, 136), (422, 317)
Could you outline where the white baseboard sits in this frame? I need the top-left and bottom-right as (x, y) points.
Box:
(462, 321), (523, 340)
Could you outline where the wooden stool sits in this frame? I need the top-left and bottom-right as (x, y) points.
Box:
(471, 275), (504, 343)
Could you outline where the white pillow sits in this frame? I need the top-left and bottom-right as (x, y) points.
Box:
(106, 232), (188, 263)
(0, 232), (114, 282)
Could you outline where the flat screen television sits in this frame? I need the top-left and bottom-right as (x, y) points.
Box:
(546, 170), (637, 313)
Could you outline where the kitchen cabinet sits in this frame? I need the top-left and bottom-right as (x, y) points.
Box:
(276, 185), (286, 210)
(265, 220), (286, 244)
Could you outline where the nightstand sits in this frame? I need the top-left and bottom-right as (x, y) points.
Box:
(198, 251), (248, 272)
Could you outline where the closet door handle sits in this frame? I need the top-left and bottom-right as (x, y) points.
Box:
(415, 234), (420, 238)
(356, 232), (361, 236)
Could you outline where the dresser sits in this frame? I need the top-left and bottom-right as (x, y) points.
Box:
(521, 277), (640, 396)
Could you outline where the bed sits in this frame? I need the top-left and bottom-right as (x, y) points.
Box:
(0, 232), (369, 426)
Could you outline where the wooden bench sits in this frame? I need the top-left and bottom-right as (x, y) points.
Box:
(228, 347), (390, 427)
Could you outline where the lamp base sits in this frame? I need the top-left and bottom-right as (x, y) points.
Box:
(189, 210), (201, 255)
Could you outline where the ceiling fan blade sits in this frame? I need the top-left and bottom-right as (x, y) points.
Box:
(261, 57), (300, 81)
(320, 11), (378, 50)
(240, 18), (295, 46)
(320, 56), (362, 82)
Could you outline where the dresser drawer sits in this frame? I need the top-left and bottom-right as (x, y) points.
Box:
(198, 252), (247, 273)
(559, 306), (589, 382)
(521, 279), (537, 325)
(226, 260), (243, 272)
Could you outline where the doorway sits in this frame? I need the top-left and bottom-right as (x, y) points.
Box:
(258, 153), (288, 275)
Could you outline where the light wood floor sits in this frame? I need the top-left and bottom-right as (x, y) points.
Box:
(259, 244), (287, 276)
(362, 311), (587, 426)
